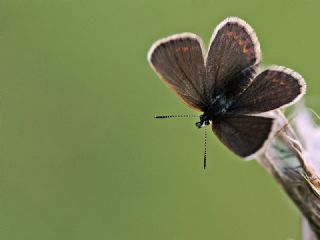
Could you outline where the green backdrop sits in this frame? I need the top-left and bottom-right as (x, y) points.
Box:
(0, 0), (319, 239)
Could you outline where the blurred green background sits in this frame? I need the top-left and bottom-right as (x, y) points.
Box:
(0, 0), (319, 239)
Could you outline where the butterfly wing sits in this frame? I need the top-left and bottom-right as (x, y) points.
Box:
(148, 33), (208, 111)
(212, 115), (274, 159)
(228, 66), (306, 115)
(206, 17), (261, 98)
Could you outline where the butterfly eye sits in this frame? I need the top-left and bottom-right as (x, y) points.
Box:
(196, 121), (203, 128)
(196, 115), (204, 128)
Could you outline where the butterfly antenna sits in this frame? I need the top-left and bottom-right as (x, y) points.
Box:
(203, 127), (207, 169)
(154, 114), (199, 119)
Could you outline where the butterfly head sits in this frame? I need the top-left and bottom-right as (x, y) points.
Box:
(196, 114), (211, 128)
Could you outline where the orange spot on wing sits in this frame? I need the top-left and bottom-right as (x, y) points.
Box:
(175, 47), (190, 52)
(238, 39), (245, 46)
(227, 31), (234, 37)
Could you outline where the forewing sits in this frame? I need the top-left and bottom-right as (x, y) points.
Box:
(212, 115), (274, 159)
(206, 17), (261, 97)
(228, 66), (306, 114)
(148, 33), (208, 111)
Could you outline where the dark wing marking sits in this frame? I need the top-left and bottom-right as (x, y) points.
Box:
(228, 66), (306, 115)
(206, 17), (261, 98)
(212, 115), (274, 159)
(148, 33), (208, 111)
(222, 64), (258, 100)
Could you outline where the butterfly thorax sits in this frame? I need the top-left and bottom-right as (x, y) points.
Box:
(196, 94), (233, 128)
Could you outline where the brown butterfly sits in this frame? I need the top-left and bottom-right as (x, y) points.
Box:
(147, 17), (306, 168)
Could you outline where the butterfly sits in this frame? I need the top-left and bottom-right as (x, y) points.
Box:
(147, 17), (306, 167)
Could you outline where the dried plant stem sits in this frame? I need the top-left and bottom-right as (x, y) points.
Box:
(256, 110), (320, 239)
